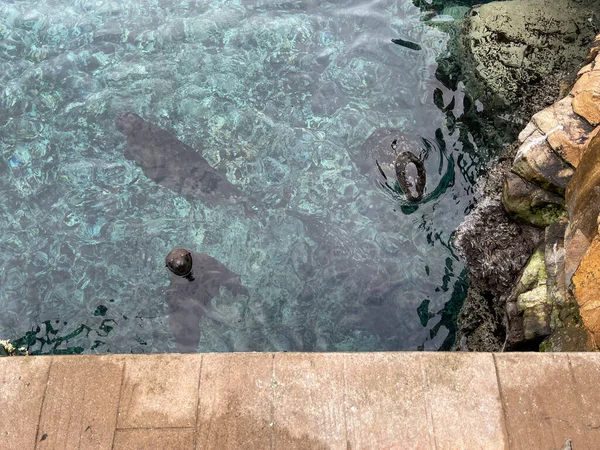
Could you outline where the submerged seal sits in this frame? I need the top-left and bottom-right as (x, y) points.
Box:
(116, 112), (257, 214)
(164, 248), (249, 351)
(394, 151), (426, 202)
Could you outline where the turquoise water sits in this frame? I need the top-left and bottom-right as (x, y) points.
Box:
(1, 0), (481, 353)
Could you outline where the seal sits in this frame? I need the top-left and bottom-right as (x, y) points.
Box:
(116, 112), (257, 214)
(164, 248), (249, 351)
(394, 151), (426, 202)
(357, 128), (421, 179)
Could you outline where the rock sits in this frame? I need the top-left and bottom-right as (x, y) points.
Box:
(578, 63), (594, 77)
(518, 286), (552, 341)
(516, 247), (547, 292)
(571, 71), (600, 96)
(0, 339), (28, 357)
(573, 91), (600, 127)
(518, 121), (538, 143)
(457, 290), (506, 352)
(539, 324), (595, 352)
(531, 96), (595, 167)
(583, 34), (600, 66)
(507, 247), (552, 345)
(459, 0), (600, 109)
(572, 234), (600, 347)
(455, 159), (542, 351)
(545, 218), (568, 306)
(454, 198), (542, 300)
(502, 171), (565, 227)
(564, 228), (592, 286)
(512, 129), (575, 195)
(565, 131), (600, 282)
(571, 61), (600, 126)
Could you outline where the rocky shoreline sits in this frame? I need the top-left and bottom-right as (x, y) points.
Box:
(451, 0), (600, 351)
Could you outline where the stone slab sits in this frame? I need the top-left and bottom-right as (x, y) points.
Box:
(495, 353), (590, 449)
(568, 354), (600, 445)
(196, 353), (272, 450)
(422, 353), (507, 449)
(273, 353), (347, 449)
(6, 353), (600, 450)
(36, 355), (124, 450)
(113, 428), (195, 450)
(345, 353), (433, 449)
(118, 354), (202, 429)
(0, 356), (51, 450)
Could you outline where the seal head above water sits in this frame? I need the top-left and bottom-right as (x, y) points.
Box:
(166, 248), (194, 280)
(395, 151), (426, 202)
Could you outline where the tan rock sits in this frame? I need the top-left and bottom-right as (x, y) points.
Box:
(565, 228), (592, 284)
(513, 130), (575, 194)
(571, 71), (600, 127)
(578, 63), (593, 77)
(573, 91), (600, 126)
(565, 131), (600, 283)
(518, 121), (538, 144)
(531, 96), (595, 167)
(571, 71), (600, 96)
(584, 34), (600, 65)
(572, 235), (600, 346)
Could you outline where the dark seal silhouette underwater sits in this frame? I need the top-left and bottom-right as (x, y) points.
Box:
(164, 248), (249, 352)
(116, 112), (258, 214)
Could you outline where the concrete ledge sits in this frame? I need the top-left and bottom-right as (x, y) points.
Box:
(2, 353), (599, 449)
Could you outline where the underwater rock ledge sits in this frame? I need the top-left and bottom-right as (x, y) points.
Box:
(434, 0), (600, 158)
(455, 28), (600, 352)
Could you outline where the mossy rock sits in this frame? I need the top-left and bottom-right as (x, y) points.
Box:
(0, 340), (28, 357)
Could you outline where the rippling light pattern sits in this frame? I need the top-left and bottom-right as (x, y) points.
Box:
(1, 0), (482, 353)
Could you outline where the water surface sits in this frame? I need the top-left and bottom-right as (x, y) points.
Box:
(0, 0), (481, 353)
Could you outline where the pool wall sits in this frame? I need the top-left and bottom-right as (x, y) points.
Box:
(3, 352), (600, 449)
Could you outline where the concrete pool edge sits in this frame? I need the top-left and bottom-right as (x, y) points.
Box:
(2, 352), (600, 449)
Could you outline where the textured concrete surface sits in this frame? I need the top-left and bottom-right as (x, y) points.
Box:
(0, 357), (51, 449)
(196, 353), (272, 449)
(2, 352), (600, 449)
(117, 354), (202, 429)
(37, 355), (124, 450)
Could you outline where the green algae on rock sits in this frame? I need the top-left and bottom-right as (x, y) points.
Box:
(502, 172), (566, 228)
(507, 247), (552, 343)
